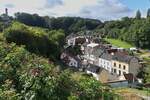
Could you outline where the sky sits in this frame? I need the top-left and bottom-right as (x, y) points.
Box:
(0, 0), (150, 21)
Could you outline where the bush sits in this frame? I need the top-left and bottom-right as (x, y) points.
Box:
(4, 21), (65, 58)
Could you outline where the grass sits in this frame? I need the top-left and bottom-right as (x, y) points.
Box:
(114, 88), (150, 97)
(104, 38), (134, 49)
(71, 72), (84, 81)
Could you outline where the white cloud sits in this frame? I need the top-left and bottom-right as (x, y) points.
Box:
(79, 0), (133, 20)
(0, 0), (47, 15)
(0, 0), (134, 20)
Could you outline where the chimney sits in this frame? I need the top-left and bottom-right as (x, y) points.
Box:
(5, 8), (8, 16)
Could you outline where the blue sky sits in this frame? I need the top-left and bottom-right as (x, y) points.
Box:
(0, 0), (150, 21)
(121, 0), (150, 10)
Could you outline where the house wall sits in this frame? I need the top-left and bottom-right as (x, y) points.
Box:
(99, 58), (112, 72)
(69, 58), (78, 68)
(129, 58), (141, 76)
(68, 38), (75, 46)
(84, 54), (97, 65)
(99, 70), (109, 83)
(111, 60), (129, 76)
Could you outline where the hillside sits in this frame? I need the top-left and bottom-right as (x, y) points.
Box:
(0, 10), (150, 99)
(14, 12), (103, 34)
(102, 16), (150, 49)
(13, 12), (150, 49)
(0, 20), (116, 99)
(4, 21), (65, 59)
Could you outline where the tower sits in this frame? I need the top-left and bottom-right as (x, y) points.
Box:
(5, 8), (8, 16)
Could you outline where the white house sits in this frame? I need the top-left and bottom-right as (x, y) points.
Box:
(84, 43), (100, 64)
(66, 35), (87, 46)
(67, 38), (76, 46)
(99, 53), (112, 72)
(68, 57), (79, 67)
(111, 52), (141, 76)
(60, 52), (81, 68)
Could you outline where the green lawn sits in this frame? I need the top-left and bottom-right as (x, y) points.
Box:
(105, 38), (133, 49)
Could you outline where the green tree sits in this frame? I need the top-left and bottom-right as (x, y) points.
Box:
(147, 8), (150, 18)
(4, 21), (65, 58)
(135, 10), (141, 19)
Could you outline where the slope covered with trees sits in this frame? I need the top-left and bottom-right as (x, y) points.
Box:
(14, 12), (103, 34)
(4, 21), (65, 59)
(103, 10), (150, 49)
(13, 11), (150, 49)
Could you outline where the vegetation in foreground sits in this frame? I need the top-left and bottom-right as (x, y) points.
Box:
(0, 21), (116, 99)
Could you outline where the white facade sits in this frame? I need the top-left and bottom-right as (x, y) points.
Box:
(67, 36), (87, 46)
(87, 43), (99, 48)
(67, 38), (75, 46)
(99, 58), (112, 72)
(84, 54), (98, 65)
(60, 52), (79, 68)
(130, 47), (138, 52)
(84, 43), (99, 65)
(68, 58), (78, 68)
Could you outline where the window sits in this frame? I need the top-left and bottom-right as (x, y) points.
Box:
(119, 70), (121, 76)
(123, 72), (126, 74)
(114, 63), (116, 67)
(107, 62), (109, 65)
(111, 68), (113, 72)
(119, 64), (121, 68)
(123, 65), (126, 70)
(114, 69), (116, 73)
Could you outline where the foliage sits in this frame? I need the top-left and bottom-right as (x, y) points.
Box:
(0, 36), (115, 99)
(0, 22), (4, 32)
(147, 8), (150, 18)
(15, 13), (46, 28)
(66, 45), (82, 56)
(143, 60), (150, 83)
(136, 10), (141, 19)
(4, 21), (65, 58)
(14, 12), (103, 34)
(103, 10), (150, 49)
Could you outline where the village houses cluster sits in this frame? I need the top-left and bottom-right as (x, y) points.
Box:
(60, 33), (143, 87)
